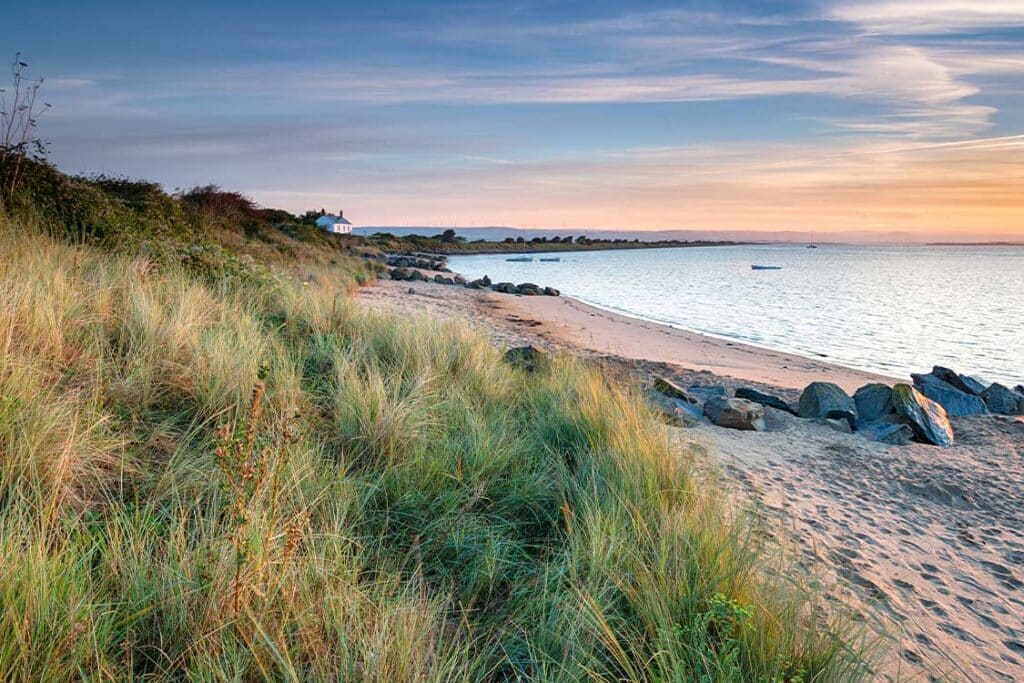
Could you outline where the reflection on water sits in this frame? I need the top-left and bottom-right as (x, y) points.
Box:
(450, 244), (1024, 385)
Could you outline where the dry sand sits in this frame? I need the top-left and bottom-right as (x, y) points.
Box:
(358, 279), (1024, 681)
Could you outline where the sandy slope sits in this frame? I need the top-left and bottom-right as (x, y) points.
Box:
(357, 279), (1024, 681)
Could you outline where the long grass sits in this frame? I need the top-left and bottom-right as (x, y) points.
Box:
(0, 213), (870, 680)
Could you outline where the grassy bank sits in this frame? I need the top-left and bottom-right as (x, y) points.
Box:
(0, 164), (867, 680)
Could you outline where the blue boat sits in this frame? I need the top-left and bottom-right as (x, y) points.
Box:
(751, 265), (782, 270)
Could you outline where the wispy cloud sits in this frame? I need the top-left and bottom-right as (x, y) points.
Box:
(829, 0), (1024, 34)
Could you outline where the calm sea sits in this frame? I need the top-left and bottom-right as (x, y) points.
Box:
(449, 244), (1024, 386)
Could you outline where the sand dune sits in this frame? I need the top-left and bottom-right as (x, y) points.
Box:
(358, 279), (1024, 681)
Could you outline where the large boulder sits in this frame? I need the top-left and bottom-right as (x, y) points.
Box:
(853, 383), (894, 422)
(453, 274), (467, 286)
(434, 274), (455, 285)
(645, 390), (703, 428)
(376, 270), (392, 280)
(390, 267), (412, 281)
(931, 366), (987, 396)
(798, 382), (857, 430)
(516, 283), (543, 296)
(735, 387), (797, 415)
(891, 384), (954, 446)
(653, 377), (702, 406)
(687, 385), (728, 404)
(1015, 385), (1024, 396)
(502, 346), (546, 372)
(492, 282), (517, 294)
(703, 397), (766, 431)
(915, 381), (987, 417)
(981, 383), (1024, 416)
(543, 286), (560, 297)
(859, 421), (914, 445)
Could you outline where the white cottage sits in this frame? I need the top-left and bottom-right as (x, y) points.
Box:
(315, 210), (353, 234)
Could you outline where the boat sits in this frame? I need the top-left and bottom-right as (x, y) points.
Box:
(539, 257), (561, 262)
(751, 265), (782, 270)
(806, 244), (818, 249)
(506, 256), (533, 262)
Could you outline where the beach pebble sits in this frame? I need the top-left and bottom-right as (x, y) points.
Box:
(703, 396), (766, 431)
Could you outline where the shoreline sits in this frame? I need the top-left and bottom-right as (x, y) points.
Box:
(357, 277), (1024, 681)
(485, 290), (897, 392)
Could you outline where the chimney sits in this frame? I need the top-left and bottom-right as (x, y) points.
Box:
(339, 210), (344, 219)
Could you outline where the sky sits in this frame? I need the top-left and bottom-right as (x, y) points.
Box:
(5, 0), (1024, 238)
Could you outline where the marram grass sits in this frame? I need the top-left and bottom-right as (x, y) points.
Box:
(0, 215), (872, 681)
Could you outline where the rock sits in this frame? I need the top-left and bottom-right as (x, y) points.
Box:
(482, 275), (492, 287)
(931, 366), (987, 396)
(798, 382), (857, 430)
(981, 383), (1024, 415)
(516, 283), (543, 295)
(687, 385), (728, 404)
(466, 278), (486, 289)
(390, 267), (411, 281)
(453, 274), (467, 286)
(1015, 384), (1024, 396)
(376, 270), (392, 280)
(502, 346), (546, 372)
(645, 390), (702, 428)
(408, 270), (427, 282)
(433, 275), (454, 285)
(492, 282), (517, 294)
(816, 417), (853, 434)
(916, 381), (987, 417)
(407, 287), (416, 295)
(853, 383), (893, 422)
(703, 397), (766, 431)
(859, 421), (914, 445)
(891, 384), (954, 446)
(653, 377), (702, 406)
(543, 286), (560, 296)
(734, 387), (797, 415)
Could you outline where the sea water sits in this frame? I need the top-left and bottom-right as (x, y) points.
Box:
(449, 244), (1024, 385)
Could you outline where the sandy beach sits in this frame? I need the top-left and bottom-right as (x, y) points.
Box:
(359, 278), (1024, 682)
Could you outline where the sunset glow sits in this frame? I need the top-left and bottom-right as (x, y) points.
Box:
(8, 1), (1024, 238)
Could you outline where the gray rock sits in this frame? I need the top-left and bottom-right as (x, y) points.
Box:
(466, 278), (486, 289)
(645, 390), (702, 428)
(653, 377), (702, 406)
(735, 387), (797, 415)
(859, 421), (914, 445)
(687, 385), (728, 404)
(853, 383), (894, 422)
(376, 270), (392, 280)
(798, 382), (857, 430)
(434, 274), (455, 285)
(543, 286), (560, 296)
(916, 381), (987, 417)
(981, 383), (1024, 415)
(390, 267), (411, 280)
(516, 283), (543, 295)
(703, 397), (766, 431)
(453, 274), (467, 285)
(931, 366), (987, 396)
(502, 346), (546, 372)
(1015, 384), (1024, 396)
(891, 384), (954, 446)
(492, 282), (517, 294)
(408, 270), (427, 282)
(482, 275), (492, 287)
(407, 287), (416, 295)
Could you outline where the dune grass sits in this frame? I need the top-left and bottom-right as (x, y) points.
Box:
(0, 212), (870, 680)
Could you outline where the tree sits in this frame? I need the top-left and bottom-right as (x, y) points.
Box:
(1, 53), (50, 202)
(439, 228), (457, 242)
